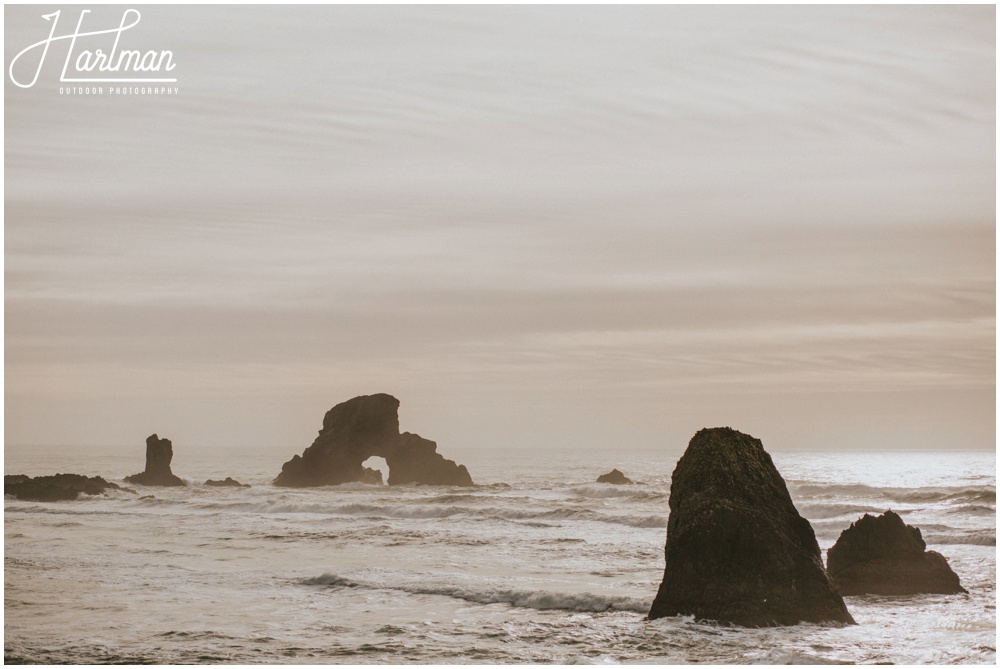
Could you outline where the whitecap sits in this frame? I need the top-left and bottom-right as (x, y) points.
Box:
(925, 530), (996, 546)
(750, 649), (849, 665)
(297, 572), (651, 613)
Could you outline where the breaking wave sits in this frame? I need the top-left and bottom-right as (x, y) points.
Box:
(751, 649), (849, 665)
(254, 500), (666, 528)
(566, 485), (666, 501)
(791, 484), (995, 505)
(946, 504), (996, 516)
(299, 573), (651, 613)
(925, 531), (996, 546)
(796, 503), (887, 519)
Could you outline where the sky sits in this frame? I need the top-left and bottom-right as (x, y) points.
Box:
(4, 4), (995, 459)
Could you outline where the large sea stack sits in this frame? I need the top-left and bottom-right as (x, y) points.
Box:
(274, 394), (473, 487)
(826, 510), (966, 595)
(124, 434), (186, 486)
(648, 427), (854, 627)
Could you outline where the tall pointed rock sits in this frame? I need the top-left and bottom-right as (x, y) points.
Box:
(648, 427), (853, 627)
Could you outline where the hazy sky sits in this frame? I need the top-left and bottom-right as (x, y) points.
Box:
(4, 5), (995, 458)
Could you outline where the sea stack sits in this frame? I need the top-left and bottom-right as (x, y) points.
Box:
(826, 510), (966, 595)
(125, 434), (186, 486)
(274, 394), (473, 487)
(597, 468), (634, 484)
(648, 427), (854, 627)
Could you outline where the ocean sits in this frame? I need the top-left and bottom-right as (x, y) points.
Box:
(4, 444), (995, 664)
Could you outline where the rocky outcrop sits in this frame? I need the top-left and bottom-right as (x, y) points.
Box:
(204, 477), (250, 488)
(826, 511), (966, 595)
(5, 473), (122, 501)
(383, 432), (473, 486)
(648, 427), (854, 627)
(274, 394), (473, 487)
(597, 468), (633, 484)
(359, 467), (384, 485)
(125, 434), (186, 486)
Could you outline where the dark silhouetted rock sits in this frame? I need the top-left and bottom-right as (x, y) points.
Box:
(359, 467), (384, 485)
(274, 394), (473, 487)
(648, 427), (855, 627)
(5, 473), (121, 501)
(125, 434), (186, 486)
(826, 510), (966, 595)
(597, 468), (633, 484)
(204, 477), (250, 488)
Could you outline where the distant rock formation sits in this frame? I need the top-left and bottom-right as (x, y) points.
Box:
(826, 510), (966, 595)
(274, 394), (474, 487)
(597, 468), (633, 484)
(125, 434), (186, 486)
(359, 467), (384, 485)
(5, 473), (122, 501)
(648, 427), (855, 627)
(204, 477), (250, 488)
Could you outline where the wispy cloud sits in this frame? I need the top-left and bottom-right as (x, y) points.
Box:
(4, 4), (994, 451)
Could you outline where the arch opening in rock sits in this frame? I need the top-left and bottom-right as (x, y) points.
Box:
(361, 456), (388, 485)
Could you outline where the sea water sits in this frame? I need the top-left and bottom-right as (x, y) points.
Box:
(4, 445), (995, 664)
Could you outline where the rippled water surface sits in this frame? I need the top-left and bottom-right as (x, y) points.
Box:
(4, 445), (995, 664)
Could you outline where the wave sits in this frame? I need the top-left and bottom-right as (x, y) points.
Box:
(946, 504), (996, 516)
(566, 485), (666, 501)
(752, 649), (849, 665)
(254, 500), (667, 528)
(893, 488), (995, 504)
(814, 520), (995, 546)
(925, 531), (996, 546)
(299, 573), (651, 613)
(791, 483), (995, 505)
(796, 502), (886, 519)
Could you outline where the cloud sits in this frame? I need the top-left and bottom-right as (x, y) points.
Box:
(4, 4), (994, 450)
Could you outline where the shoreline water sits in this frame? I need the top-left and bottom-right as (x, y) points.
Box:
(5, 447), (994, 664)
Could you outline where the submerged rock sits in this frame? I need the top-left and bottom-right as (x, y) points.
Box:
(596, 468), (633, 484)
(359, 467), (384, 485)
(4, 473), (121, 501)
(204, 477), (250, 488)
(826, 510), (966, 595)
(274, 394), (473, 487)
(648, 427), (854, 627)
(125, 434), (186, 486)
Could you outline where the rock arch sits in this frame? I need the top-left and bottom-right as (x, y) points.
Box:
(274, 394), (473, 487)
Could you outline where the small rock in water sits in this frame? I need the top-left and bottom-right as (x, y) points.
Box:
(826, 510), (967, 595)
(4, 473), (121, 501)
(596, 468), (634, 484)
(204, 477), (250, 488)
(359, 467), (384, 485)
(648, 427), (855, 627)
